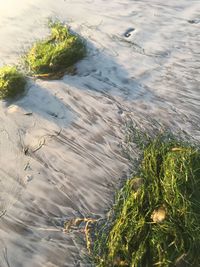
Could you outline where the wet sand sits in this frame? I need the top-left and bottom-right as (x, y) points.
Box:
(0, 0), (200, 266)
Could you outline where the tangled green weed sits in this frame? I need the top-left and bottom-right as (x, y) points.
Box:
(0, 66), (26, 99)
(24, 20), (86, 76)
(94, 137), (200, 267)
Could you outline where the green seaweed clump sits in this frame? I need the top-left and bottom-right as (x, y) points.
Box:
(94, 138), (200, 267)
(25, 20), (86, 76)
(0, 66), (26, 99)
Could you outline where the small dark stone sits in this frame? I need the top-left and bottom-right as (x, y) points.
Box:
(188, 19), (199, 24)
(23, 147), (29, 155)
(124, 28), (135, 37)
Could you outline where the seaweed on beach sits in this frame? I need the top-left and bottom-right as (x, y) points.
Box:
(0, 65), (26, 99)
(24, 20), (86, 77)
(94, 137), (200, 267)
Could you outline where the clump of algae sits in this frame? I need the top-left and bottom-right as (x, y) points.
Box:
(24, 20), (86, 77)
(94, 137), (200, 267)
(0, 65), (26, 100)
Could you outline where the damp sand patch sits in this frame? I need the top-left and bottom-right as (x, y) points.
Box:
(24, 20), (86, 79)
(0, 65), (26, 100)
(93, 137), (200, 267)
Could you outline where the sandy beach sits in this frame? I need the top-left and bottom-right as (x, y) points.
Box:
(0, 0), (199, 266)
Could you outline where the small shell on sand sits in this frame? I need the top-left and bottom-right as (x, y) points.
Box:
(24, 175), (33, 184)
(7, 105), (33, 116)
(151, 206), (166, 223)
(7, 105), (21, 114)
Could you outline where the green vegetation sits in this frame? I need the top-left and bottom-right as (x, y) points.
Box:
(24, 20), (86, 76)
(0, 66), (26, 99)
(94, 137), (200, 266)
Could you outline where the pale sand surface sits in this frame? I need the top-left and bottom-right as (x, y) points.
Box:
(0, 0), (200, 266)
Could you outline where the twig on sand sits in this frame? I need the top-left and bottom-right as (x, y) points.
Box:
(3, 247), (11, 267)
(32, 138), (45, 153)
(63, 217), (99, 254)
(36, 227), (62, 232)
(0, 210), (7, 218)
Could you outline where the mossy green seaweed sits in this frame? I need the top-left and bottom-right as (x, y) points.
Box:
(24, 20), (86, 76)
(94, 137), (200, 267)
(0, 65), (26, 99)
